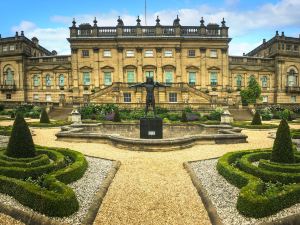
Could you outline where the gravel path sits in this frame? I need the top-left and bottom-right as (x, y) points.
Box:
(0, 213), (25, 225)
(0, 156), (113, 225)
(191, 159), (300, 225)
(25, 127), (274, 225)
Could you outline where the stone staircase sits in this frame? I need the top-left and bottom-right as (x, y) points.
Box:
(229, 108), (253, 121)
(48, 107), (73, 120)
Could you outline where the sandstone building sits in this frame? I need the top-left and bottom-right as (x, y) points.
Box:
(0, 16), (299, 109)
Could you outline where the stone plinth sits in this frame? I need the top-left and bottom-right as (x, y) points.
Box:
(140, 117), (163, 139)
(221, 110), (233, 124)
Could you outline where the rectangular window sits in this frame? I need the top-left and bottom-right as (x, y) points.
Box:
(33, 75), (40, 87)
(189, 72), (196, 85)
(210, 72), (218, 86)
(262, 96), (268, 103)
(164, 50), (173, 57)
(3, 46), (8, 52)
(9, 45), (15, 51)
(46, 76), (51, 86)
(286, 45), (291, 51)
(165, 71), (173, 84)
(291, 96), (296, 103)
(83, 72), (91, 85)
(6, 94), (11, 100)
(126, 50), (134, 57)
(188, 49), (196, 57)
(145, 71), (154, 78)
(127, 71), (135, 83)
(145, 50), (153, 57)
(104, 72), (112, 85)
(103, 50), (111, 57)
(33, 94), (39, 101)
(46, 94), (52, 102)
(124, 93), (131, 103)
(210, 49), (217, 58)
(82, 50), (89, 57)
(294, 45), (299, 52)
(169, 93), (177, 103)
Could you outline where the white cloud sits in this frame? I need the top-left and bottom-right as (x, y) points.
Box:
(10, 0), (300, 56)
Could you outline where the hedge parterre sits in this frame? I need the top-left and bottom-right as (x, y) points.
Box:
(0, 146), (88, 217)
(217, 149), (300, 218)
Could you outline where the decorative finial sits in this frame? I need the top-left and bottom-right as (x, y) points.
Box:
(136, 16), (141, 26)
(21, 31), (24, 36)
(221, 18), (226, 27)
(72, 18), (76, 27)
(117, 16), (124, 27)
(276, 30), (279, 36)
(15, 31), (19, 37)
(93, 17), (98, 27)
(173, 15), (180, 26)
(156, 16), (160, 26)
(200, 17), (205, 26)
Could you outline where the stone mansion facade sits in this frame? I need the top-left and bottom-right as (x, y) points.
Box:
(0, 16), (299, 109)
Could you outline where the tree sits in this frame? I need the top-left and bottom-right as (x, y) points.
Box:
(113, 108), (121, 122)
(240, 76), (262, 105)
(251, 111), (262, 125)
(40, 108), (50, 123)
(181, 111), (188, 122)
(6, 113), (36, 158)
(271, 119), (294, 163)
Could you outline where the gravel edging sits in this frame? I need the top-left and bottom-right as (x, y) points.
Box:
(184, 161), (223, 225)
(81, 160), (121, 225)
(0, 156), (120, 225)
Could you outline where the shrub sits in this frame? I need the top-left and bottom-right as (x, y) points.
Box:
(208, 108), (224, 121)
(40, 108), (50, 123)
(0, 104), (5, 111)
(271, 119), (294, 163)
(113, 108), (121, 122)
(251, 111), (262, 125)
(167, 113), (181, 121)
(6, 114), (35, 158)
(240, 76), (261, 105)
(181, 111), (188, 122)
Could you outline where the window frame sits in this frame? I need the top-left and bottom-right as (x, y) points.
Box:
(210, 49), (218, 58)
(236, 75), (242, 87)
(291, 96), (297, 103)
(188, 49), (196, 57)
(144, 50), (154, 57)
(45, 74), (51, 86)
(82, 49), (89, 57)
(188, 72), (196, 85)
(126, 50), (135, 57)
(127, 70), (135, 83)
(59, 74), (65, 87)
(33, 75), (40, 87)
(46, 94), (52, 102)
(164, 50), (173, 57)
(83, 72), (91, 85)
(262, 96), (268, 103)
(104, 72), (112, 85)
(103, 50), (112, 57)
(165, 70), (173, 84)
(210, 72), (218, 86)
(123, 93), (132, 103)
(169, 92), (177, 103)
(261, 76), (268, 88)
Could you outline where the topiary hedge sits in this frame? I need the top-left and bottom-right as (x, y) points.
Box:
(6, 113), (35, 158)
(40, 108), (50, 123)
(217, 149), (300, 218)
(231, 121), (278, 129)
(271, 119), (294, 164)
(251, 111), (262, 125)
(0, 146), (88, 217)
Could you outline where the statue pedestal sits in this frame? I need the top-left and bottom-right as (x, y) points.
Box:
(140, 117), (163, 139)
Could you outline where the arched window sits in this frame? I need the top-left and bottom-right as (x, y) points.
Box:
(5, 68), (14, 85)
(59, 74), (65, 86)
(261, 76), (268, 88)
(287, 69), (297, 87)
(45, 74), (51, 86)
(33, 75), (40, 87)
(236, 75), (242, 87)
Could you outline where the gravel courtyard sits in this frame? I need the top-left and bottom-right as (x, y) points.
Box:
(1, 121), (300, 225)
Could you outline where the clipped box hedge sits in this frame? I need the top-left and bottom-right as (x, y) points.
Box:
(0, 146), (88, 217)
(217, 149), (300, 218)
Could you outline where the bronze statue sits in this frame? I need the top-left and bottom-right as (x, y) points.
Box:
(129, 77), (170, 117)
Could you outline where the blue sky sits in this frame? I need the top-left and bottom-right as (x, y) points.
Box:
(1, 0), (299, 55)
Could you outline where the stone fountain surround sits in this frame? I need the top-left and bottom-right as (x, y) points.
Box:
(55, 122), (248, 152)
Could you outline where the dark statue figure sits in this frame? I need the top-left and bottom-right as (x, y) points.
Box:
(129, 77), (170, 117)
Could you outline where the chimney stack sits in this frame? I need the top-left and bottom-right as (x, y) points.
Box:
(281, 31), (285, 37)
(276, 31), (279, 36)
(21, 31), (24, 36)
(15, 31), (19, 37)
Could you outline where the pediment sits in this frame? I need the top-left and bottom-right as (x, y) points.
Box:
(231, 66), (248, 71)
(162, 64), (176, 70)
(123, 65), (137, 70)
(207, 66), (220, 71)
(53, 65), (70, 71)
(79, 66), (93, 71)
(28, 66), (42, 71)
(142, 65), (157, 70)
(100, 66), (114, 71)
(186, 65), (199, 71)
